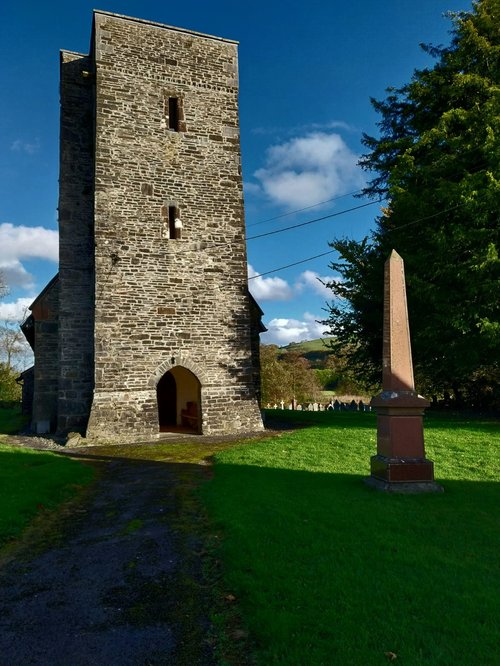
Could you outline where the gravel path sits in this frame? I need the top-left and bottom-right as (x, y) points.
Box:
(0, 452), (214, 665)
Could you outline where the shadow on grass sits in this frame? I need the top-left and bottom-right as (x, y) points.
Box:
(2, 425), (498, 665)
(264, 407), (500, 436)
(0, 406), (29, 436)
(0, 446), (228, 666)
(0, 446), (96, 564)
(203, 461), (499, 664)
(264, 409), (377, 430)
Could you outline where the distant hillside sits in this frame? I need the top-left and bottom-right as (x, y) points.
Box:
(280, 338), (334, 368)
(264, 338), (368, 395)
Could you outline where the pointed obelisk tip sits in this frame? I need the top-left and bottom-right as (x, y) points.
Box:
(388, 249), (403, 262)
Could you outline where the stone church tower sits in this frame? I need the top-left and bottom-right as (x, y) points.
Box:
(22, 11), (264, 438)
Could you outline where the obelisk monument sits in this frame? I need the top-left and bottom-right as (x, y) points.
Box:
(367, 250), (443, 492)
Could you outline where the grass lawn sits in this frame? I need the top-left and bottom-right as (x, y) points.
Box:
(0, 403), (29, 435)
(202, 410), (499, 665)
(0, 407), (95, 547)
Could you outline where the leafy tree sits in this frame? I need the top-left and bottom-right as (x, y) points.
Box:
(0, 271), (30, 401)
(324, 0), (500, 407)
(260, 344), (291, 404)
(282, 350), (322, 403)
(315, 354), (368, 395)
(260, 345), (322, 405)
(0, 363), (21, 402)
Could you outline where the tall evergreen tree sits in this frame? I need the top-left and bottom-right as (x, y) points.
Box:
(325, 0), (500, 406)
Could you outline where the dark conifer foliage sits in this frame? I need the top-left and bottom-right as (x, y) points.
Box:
(324, 0), (500, 407)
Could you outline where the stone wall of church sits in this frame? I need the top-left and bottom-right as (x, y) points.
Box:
(32, 280), (59, 433)
(57, 51), (95, 434)
(84, 12), (262, 436)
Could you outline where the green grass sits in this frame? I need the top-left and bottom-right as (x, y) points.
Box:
(0, 404), (28, 437)
(284, 338), (332, 353)
(0, 445), (95, 546)
(0, 407), (95, 547)
(281, 338), (333, 367)
(202, 410), (500, 665)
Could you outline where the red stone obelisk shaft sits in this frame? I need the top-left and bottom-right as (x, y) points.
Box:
(367, 250), (442, 492)
(382, 250), (415, 392)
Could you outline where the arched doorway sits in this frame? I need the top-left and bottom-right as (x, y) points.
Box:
(157, 371), (177, 430)
(156, 366), (201, 433)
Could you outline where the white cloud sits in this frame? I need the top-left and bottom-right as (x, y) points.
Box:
(0, 223), (58, 291)
(247, 264), (293, 301)
(254, 131), (364, 209)
(311, 121), (355, 132)
(0, 223), (58, 262)
(295, 270), (334, 299)
(262, 312), (329, 345)
(0, 297), (33, 322)
(0, 260), (35, 290)
(248, 264), (344, 303)
(251, 120), (357, 136)
(243, 181), (262, 196)
(10, 138), (41, 155)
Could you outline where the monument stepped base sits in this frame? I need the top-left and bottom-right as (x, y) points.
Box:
(364, 476), (444, 494)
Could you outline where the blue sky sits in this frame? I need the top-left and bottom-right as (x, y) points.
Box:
(0, 0), (472, 346)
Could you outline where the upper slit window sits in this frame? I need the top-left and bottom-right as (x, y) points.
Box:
(168, 97), (179, 131)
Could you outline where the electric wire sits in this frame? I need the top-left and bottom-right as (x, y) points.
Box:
(246, 189), (365, 227)
(248, 250), (337, 280)
(247, 198), (474, 280)
(246, 199), (383, 241)
(380, 202), (468, 233)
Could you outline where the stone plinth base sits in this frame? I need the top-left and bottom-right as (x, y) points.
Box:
(367, 454), (443, 493)
(364, 475), (444, 494)
(370, 453), (435, 482)
(371, 391), (430, 459)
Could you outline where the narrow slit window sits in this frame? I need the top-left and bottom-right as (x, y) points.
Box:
(168, 206), (177, 239)
(168, 97), (179, 131)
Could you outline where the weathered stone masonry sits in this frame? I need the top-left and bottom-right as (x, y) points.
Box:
(21, 276), (59, 432)
(23, 11), (264, 438)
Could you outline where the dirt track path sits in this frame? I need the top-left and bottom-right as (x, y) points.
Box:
(0, 453), (214, 665)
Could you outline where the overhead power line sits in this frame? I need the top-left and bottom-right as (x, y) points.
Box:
(248, 250), (337, 280)
(246, 189), (365, 227)
(246, 153), (492, 232)
(248, 199), (474, 280)
(246, 199), (383, 241)
(382, 202), (468, 233)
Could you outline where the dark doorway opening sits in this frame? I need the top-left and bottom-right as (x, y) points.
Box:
(156, 366), (202, 434)
(157, 371), (177, 431)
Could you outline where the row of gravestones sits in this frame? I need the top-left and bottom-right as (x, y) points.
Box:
(265, 400), (372, 412)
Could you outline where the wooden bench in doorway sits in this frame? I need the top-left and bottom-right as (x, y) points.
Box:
(181, 401), (198, 430)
